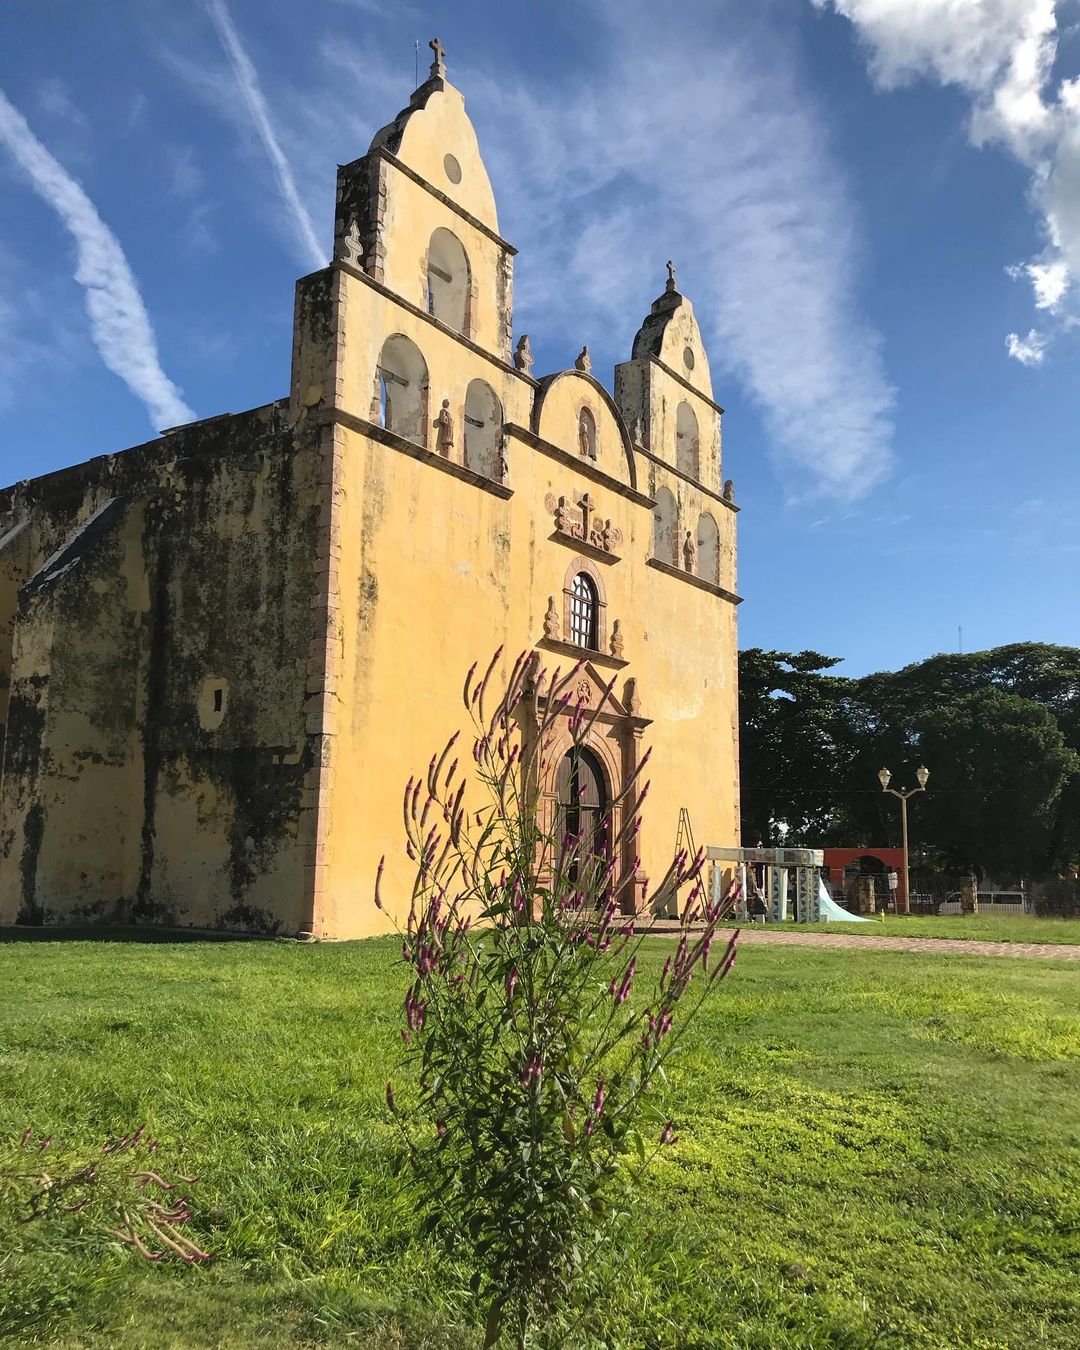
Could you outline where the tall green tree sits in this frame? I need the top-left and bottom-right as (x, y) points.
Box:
(738, 649), (848, 845)
(738, 642), (1080, 875)
(913, 688), (1079, 876)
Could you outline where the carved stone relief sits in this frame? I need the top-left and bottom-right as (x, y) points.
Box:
(543, 490), (624, 555)
(543, 595), (560, 640)
(514, 334), (534, 374)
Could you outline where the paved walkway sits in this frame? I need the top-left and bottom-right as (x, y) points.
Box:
(642, 923), (1080, 962)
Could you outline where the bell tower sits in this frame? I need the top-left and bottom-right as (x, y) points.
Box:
(614, 263), (723, 495)
(329, 38), (515, 362)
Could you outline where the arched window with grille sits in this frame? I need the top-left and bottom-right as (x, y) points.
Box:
(569, 572), (598, 649)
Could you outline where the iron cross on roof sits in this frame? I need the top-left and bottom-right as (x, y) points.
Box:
(429, 37), (447, 78)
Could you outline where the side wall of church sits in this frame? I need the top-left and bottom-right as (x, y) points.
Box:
(0, 405), (322, 932)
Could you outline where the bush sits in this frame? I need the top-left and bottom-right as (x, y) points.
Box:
(380, 650), (739, 1346)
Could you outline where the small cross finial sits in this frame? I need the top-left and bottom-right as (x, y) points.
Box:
(429, 36), (447, 78)
(666, 260), (677, 292)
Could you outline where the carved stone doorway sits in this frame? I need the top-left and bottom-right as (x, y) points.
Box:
(556, 746), (609, 891)
(522, 660), (650, 916)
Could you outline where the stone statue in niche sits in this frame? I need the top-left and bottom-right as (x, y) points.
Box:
(576, 677), (592, 705)
(575, 346), (592, 374)
(578, 412), (597, 460)
(601, 518), (615, 552)
(610, 619), (624, 658)
(723, 479), (736, 504)
(434, 398), (455, 456)
(543, 595), (560, 640)
(513, 334), (533, 374)
(683, 530), (696, 572)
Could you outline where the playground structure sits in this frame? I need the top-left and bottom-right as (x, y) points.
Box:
(706, 846), (872, 924)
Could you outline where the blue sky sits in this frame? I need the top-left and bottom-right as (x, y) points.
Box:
(1, 0), (1078, 677)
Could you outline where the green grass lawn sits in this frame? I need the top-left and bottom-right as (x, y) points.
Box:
(775, 913), (1080, 944)
(3, 935), (1080, 1348)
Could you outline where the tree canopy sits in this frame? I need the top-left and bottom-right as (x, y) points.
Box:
(739, 642), (1080, 877)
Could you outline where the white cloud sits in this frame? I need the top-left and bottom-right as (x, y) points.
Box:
(204, 0), (324, 271)
(1008, 257), (1070, 310)
(326, 0), (415, 13)
(814, 0), (1079, 353)
(0, 88), (194, 430)
(167, 144), (204, 200)
(165, 145), (218, 254)
(1006, 327), (1047, 364)
(36, 77), (88, 129)
(303, 4), (895, 500)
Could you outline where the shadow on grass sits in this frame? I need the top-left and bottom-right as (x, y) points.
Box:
(0, 923), (278, 944)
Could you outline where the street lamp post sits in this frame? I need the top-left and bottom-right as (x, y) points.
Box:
(878, 765), (929, 916)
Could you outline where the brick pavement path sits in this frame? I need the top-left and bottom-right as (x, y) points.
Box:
(643, 925), (1080, 962)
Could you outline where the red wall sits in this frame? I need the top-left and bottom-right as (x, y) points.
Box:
(822, 848), (907, 906)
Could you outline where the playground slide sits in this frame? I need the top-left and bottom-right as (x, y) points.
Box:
(817, 877), (874, 923)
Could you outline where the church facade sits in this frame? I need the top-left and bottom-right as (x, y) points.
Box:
(0, 45), (741, 939)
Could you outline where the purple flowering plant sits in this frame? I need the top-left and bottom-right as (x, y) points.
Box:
(1, 1126), (211, 1267)
(379, 650), (739, 1347)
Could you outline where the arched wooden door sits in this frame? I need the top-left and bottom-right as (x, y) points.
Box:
(556, 746), (610, 889)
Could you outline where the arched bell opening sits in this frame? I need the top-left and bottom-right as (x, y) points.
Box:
(676, 402), (699, 479)
(426, 227), (472, 334)
(697, 511), (719, 584)
(375, 334), (429, 447)
(653, 486), (678, 566)
(463, 378), (503, 479)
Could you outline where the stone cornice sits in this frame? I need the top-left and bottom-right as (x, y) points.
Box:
(323, 409), (514, 499)
(373, 148), (518, 255)
(646, 555), (743, 605)
(536, 636), (629, 670)
(506, 423), (655, 509)
(646, 355), (726, 416)
(632, 444), (739, 513)
(331, 259), (538, 389)
(547, 529), (621, 564)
